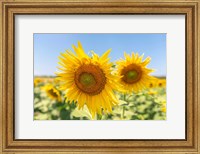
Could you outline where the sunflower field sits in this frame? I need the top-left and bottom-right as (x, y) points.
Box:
(34, 41), (166, 120)
(34, 77), (166, 120)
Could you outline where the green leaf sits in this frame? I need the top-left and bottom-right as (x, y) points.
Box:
(71, 106), (92, 120)
(118, 100), (128, 106)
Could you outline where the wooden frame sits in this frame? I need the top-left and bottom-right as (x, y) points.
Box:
(0, 0), (199, 153)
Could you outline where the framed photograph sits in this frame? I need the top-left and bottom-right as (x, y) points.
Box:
(0, 0), (199, 153)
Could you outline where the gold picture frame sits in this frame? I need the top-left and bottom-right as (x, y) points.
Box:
(0, 0), (199, 153)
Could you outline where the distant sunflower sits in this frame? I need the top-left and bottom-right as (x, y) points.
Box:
(34, 78), (43, 87)
(148, 90), (157, 95)
(161, 101), (166, 112)
(116, 52), (155, 93)
(42, 85), (61, 102)
(161, 106), (166, 112)
(148, 81), (156, 88)
(53, 78), (60, 84)
(157, 79), (166, 88)
(56, 41), (119, 118)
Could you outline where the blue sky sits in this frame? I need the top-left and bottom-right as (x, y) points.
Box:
(34, 33), (166, 77)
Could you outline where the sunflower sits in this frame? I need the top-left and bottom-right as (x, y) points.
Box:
(56, 41), (119, 118)
(148, 80), (156, 88)
(148, 90), (157, 95)
(42, 85), (61, 102)
(116, 52), (155, 93)
(34, 78), (43, 87)
(161, 101), (166, 112)
(157, 79), (166, 88)
(53, 78), (60, 84)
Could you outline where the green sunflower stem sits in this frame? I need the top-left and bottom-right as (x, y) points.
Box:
(97, 113), (102, 120)
(122, 106), (125, 119)
(123, 93), (126, 101)
(122, 94), (126, 119)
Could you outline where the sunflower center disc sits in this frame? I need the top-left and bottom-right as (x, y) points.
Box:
(80, 73), (96, 87)
(121, 64), (142, 84)
(48, 89), (58, 97)
(75, 64), (106, 95)
(127, 70), (138, 80)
